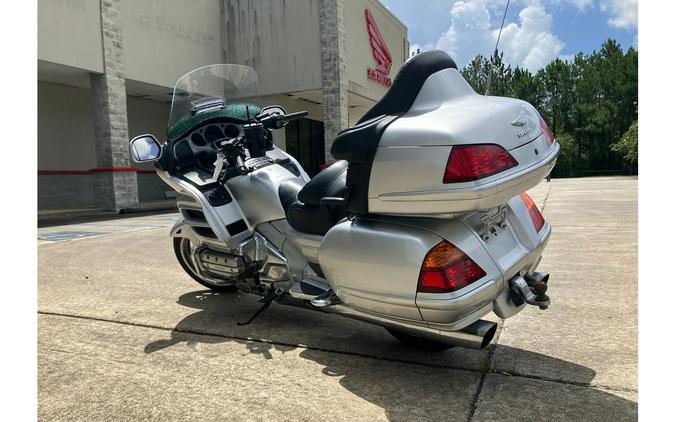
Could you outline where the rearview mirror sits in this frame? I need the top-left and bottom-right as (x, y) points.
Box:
(130, 134), (161, 163)
(259, 105), (286, 118)
(256, 105), (288, 129)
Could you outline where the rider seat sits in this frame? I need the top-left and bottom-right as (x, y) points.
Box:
(282, 160), (349, 236)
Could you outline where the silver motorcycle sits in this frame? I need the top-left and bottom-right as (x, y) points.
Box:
(130, 51), (559, 351)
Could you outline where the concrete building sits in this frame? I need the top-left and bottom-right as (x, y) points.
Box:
(38, 0), (408, 211)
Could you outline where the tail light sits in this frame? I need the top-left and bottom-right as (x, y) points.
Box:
(540, 117), (554, 146)
(521, 192), (545, 232)
(443, 144), (518, 183)
(417, 241), (486, 293)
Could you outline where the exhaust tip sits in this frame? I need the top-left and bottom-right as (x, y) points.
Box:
(480, 323), (498, 349)
(457, 319), (499, 350)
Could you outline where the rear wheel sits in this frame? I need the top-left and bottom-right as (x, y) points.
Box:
(173, 237), (238, 293)
(386, 328), (454, 352)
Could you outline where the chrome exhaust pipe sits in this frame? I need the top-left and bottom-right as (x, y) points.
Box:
(324, 304), (497, 350)
(438, 319), (498, 350)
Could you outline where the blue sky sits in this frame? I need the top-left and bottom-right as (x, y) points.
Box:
(379, 0), (638, 71)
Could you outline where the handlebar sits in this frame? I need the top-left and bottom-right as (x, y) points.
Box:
(284, 111), (308, 121)
(257, 110), (308, 129)
(211, 109), (309, 181)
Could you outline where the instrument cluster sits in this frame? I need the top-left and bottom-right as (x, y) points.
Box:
(171, 123), (245, 185)
(179, 123), (244, 151)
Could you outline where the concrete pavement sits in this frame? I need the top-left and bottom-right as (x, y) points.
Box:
(38, 177), (638, 421)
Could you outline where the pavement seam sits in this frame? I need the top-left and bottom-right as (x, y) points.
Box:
(488, 369), (638, 393)
(466, 319), (504, 422)
(540, 183), (553, 212)
(38, 311), (636, 394)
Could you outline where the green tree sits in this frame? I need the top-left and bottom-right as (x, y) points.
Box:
(552, 132), (585, 177)
(508, 67), (543, 110)
(461, 54), (490, 94)
(484, 50), (513, 96)
(537, 58), (576, 134)
(611, 120), (638, 167)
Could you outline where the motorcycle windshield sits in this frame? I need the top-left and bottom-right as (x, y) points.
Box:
(167, 64), (261, 139)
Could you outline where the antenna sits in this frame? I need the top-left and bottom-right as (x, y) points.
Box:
(485, 0), (511, 96)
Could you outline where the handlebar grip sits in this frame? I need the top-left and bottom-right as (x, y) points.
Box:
(235, 155), (247, 174)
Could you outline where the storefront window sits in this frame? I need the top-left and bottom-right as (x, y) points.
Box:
(285, 118), (326, 176)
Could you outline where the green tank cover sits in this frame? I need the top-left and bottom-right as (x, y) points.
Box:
(166, 103), (261, 140)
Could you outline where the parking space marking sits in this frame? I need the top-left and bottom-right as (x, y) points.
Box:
(38, 231), (108, 242)
(38, 213), (180, 242)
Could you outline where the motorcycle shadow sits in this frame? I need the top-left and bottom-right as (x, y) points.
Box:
(144, 290), (637, 421)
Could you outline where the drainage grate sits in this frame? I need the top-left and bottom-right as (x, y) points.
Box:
(38, 231), (107, 241)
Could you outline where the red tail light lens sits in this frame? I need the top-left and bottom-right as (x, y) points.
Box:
(443, 144), (518, 183)
(540, 116), (554, 146)
(521, 192), (545, 232)
(417, 241), (486, 293)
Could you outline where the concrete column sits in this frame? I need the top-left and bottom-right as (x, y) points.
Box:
(91, 0), (138, 211)
(319, 0), (349, 164)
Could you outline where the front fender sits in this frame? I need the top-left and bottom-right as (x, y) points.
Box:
(169, 218), (197, 241)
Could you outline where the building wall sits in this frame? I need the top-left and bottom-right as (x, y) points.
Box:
(38, 174), (96, 209)
(120, 0), (224, 90)
(126, 96), (171, 169)
(126, 96), (173, 201)
(38, 0), (103, 73)
(343, 0), (408, 100)
(222, 0), (323, 95)
(38, 81), (98, 209)
(38, 82), (97, 170)
(37, 82), (175, 208)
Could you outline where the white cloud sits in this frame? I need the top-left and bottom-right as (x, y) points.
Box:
(499, 2), (565, 70)
(558, 0), (593, 11)
(434, 1), (564, 71)
(600, 0), (637, 29)
(435, 1), (495, 66)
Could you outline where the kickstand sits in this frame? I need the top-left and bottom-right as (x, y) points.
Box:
(236, 289), (281, 326)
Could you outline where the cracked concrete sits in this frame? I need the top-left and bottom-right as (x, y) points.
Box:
(38, 176), (638, 421)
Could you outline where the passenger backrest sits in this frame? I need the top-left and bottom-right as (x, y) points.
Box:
(332, 50), (458, 214)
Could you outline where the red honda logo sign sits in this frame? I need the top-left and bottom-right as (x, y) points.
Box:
(365, 9), (392, 87)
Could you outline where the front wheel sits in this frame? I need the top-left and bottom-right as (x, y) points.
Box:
(173, 237), (238, 293)
(386, 328), (454, 352)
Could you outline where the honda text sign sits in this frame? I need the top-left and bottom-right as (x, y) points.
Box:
(365, 9), (392, 87)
